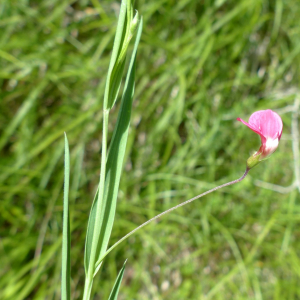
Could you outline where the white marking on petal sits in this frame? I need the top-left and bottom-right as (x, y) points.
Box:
(262, 137), (279, 159)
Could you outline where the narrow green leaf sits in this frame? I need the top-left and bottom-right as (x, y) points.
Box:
(84, 186), (98, 273)
(108, 57), (127, 109)
(93, 18), (143, 274)
(108, 5), (140, 109)
(107, 0), (127, 75)
(61, 133), (71, 300)
(85, 18), (143, 276)
(107, 260), (127, 300)
(104, 0), (128, 110)
(84, 0), (130, 275)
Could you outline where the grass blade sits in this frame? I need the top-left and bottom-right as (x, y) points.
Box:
(84, 186), (98, 273)
(104, 0), (128, 110)
(83, 1), (142, 296)
(61, 133), (71, 300)
(84, 0), (129, 276)
(107, 260), (127, 300)
(93, 18), (143, 274)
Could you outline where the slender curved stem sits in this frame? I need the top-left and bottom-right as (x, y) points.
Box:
(94, 168), (249, 274)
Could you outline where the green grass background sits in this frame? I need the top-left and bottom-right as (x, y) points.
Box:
(0, 0), (299, 299)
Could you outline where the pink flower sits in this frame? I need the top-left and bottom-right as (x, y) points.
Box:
(237, 109), (283, 167)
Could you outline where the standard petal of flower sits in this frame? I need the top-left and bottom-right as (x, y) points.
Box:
(248, 110), (283, 140)
(236, 117), (266, 144)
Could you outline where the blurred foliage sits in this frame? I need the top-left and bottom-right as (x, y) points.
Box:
(0, 0), (299, 299)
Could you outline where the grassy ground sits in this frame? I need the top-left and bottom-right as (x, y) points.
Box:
(0, 0), (300, 299)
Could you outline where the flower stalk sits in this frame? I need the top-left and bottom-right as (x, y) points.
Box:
(94, 168), (250, 271)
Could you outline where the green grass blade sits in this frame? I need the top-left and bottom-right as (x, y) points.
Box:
(107, 260), (127, 300)
(107, 0), (127, 79)
(104, 0), (128, 110)
(84, 0), (129, 277)
(61, 133), (71, 300)
(85, 17), (143, 277)
(93, 18), (143, 274)
(84, 186), (98, 273)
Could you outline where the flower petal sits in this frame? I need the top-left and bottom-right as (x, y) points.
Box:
(236, 117), (266, 144)
(248, 110), (283, 140)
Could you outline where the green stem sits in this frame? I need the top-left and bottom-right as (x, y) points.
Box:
(82, 277), (92, 300)
(83, 109), (109, 300)
(94, 168), (249, 273)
